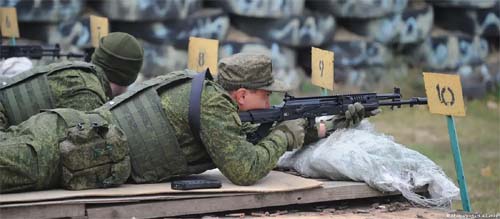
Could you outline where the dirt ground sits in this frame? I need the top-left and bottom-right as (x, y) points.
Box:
(184, 197), (464, 219)
(249, 207), (448, 219)
(200, 202), (491, 219)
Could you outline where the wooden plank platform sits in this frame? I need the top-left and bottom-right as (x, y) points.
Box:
(1, 181), (401, 219)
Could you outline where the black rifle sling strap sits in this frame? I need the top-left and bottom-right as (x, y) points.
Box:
(247, 122), (274, 144)
(188, 69), (213, 146)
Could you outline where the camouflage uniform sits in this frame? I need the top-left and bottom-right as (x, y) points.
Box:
(0, 53), (304, 193)
(0, 62), (111, 130)
(0, 108), (130, 193)
(0, 32), (143, 130)
(158, 72), (289, 185)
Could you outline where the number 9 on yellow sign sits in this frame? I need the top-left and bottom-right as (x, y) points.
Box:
(311, 47), (334, 91)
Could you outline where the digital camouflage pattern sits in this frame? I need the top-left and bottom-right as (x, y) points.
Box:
(0, 67), (317, 192)
(48, 65), (111, 110)
(0, 63), (111, 130)
(0, 102), (7, 131)
(0, 112), (66, 193)
(159, 72), (290, 185)
(54, 108), (130, 190)
(0, 69), (292, 191)
(0, 108), (130, 193)
(217, 53), (289, 92)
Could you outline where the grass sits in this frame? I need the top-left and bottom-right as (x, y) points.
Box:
(291, 74), (499, 213)
(369, 97), (500, 213)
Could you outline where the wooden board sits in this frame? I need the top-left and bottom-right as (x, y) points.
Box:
(0, 181), (411, 219)
(0, 204), (84, 219)
(85, 181), (397, 218)
(0, 193), (249, 208)
(0, 170), (321, 204)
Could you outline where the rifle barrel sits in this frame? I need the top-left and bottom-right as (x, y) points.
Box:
(379, 97), (428, 106)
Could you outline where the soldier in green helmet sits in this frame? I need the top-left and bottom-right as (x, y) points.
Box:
(0, 32), (144, 131)
(0, 53), (367, 193)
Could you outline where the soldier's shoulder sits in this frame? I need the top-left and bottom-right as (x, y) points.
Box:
(202, 80), (237, 110)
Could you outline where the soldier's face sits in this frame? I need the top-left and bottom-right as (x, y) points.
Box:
(232, 88), (271, 111)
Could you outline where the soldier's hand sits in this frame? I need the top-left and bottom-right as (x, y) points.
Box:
(329, 102), (366, 131)
(367, 108), (382, 117)
(274, 118), (307, 151)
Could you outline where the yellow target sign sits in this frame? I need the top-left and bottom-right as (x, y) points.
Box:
(188, 37), (218, 75)
(0, 7), (19, 38)
(423, 72), (466, 117)
(311, 47), (334, 90)
(90, 15), (109, 48)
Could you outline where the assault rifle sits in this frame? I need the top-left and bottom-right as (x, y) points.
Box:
(239, 88), (428, 144)
(0, 44), (88, 60)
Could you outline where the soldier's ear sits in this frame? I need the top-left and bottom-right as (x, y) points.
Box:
(233, 88), (248, 105)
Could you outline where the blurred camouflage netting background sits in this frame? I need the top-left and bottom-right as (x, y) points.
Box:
(1, 0), (499, 98)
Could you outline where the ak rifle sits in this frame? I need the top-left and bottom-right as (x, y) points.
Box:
(239, 88), (428, 144)
(0, 44), (86, 60)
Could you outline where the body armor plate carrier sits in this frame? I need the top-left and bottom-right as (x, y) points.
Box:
(0, 61), (97, 126)
(103, 70), (195, 183)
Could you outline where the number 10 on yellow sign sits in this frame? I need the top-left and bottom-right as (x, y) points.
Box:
(423, 72), (466, 117)
(422, 72), (470, 212)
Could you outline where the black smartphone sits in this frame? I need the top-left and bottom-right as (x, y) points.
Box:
(171, 179), (222, 190)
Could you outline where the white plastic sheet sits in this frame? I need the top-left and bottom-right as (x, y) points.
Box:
(0, 57), (33, 77)
(278, 120), (460, 207)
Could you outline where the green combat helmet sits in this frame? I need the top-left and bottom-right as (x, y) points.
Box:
(91, 32), (144, 86)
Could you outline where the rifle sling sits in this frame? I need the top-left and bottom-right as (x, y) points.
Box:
(188, 69), (213, 147)
(247, 122), (274, 144)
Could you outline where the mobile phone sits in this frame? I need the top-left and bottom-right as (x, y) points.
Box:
(171, 179), (222, 190)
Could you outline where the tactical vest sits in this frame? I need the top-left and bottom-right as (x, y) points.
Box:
(0, 61), (98, 126)
(102, 70), (196, 183)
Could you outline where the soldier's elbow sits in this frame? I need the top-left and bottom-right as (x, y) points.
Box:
(225, 172), (261, 186)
